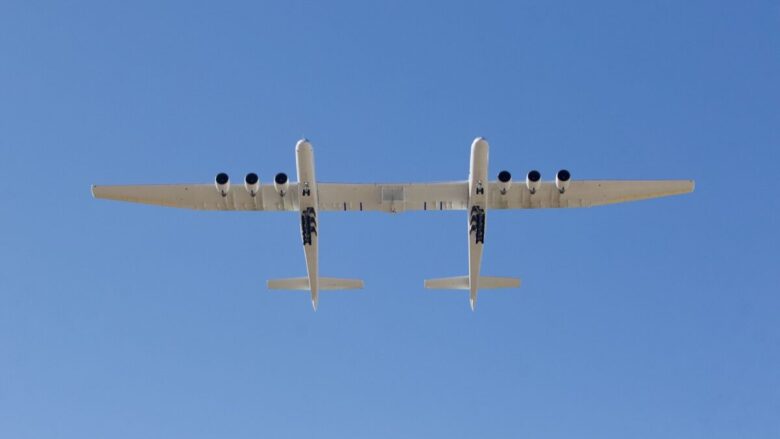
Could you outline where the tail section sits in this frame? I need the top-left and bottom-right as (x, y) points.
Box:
(267, 277), (364, 311)
(424, 275), (520, 310)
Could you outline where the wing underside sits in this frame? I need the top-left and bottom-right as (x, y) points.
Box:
(92, 180), (693, 211)
(317, 182), (469, 212)
(91, 181), (471, 212)
(317, 180), (693, 211)
(489, 180), (694, 209)
(91, 184), (298, 211)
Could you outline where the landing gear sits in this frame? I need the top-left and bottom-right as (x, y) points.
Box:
(469, 206), (485, 244)
(301, 207), (317, 245)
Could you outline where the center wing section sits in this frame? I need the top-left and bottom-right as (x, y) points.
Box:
(489, 180), (694, 209)
(317, 182), (469, 212)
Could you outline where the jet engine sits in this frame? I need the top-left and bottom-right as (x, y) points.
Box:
(244, 172), (259, 196)
(555, 169), (571, 193)
(274, 172), (289, 196)
(526, 170), (541, 194)
(215, 172), (230, 197)
(497, 170), (512, 195)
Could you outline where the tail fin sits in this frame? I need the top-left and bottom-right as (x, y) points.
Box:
(424, 276), (520, 290)
(267, 277), (364, 291)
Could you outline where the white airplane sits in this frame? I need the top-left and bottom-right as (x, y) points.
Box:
(92, 137), (694, 310)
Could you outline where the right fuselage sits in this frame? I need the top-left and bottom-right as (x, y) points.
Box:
(468, 137), (489, 308)
(296, 139), (319, 308)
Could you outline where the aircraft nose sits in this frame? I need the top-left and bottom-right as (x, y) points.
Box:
(296, 138), (312, 152)
(471, 136), (489, 151)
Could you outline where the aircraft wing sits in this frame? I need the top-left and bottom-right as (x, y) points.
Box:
(91, 183), (299, 211)
(92, 179), (693, 212)
(488, 180), (695, 209)
(317, 182), (468, 212)
(91, 181), (470, 212)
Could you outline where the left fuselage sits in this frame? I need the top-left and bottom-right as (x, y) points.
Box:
(296, 140), (319, 303)
(468, 137), (489, 305)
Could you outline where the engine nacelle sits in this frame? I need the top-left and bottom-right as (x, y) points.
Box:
(555, 169), (571, 193)
(274, 172), (289, 196)
(215, 172), (230, 197)
(244, 172), (259, 196)
(526, 170), (541, 194)
(497, 170), (512, 195)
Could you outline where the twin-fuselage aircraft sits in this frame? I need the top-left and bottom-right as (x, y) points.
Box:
(92, 137), (694, 310)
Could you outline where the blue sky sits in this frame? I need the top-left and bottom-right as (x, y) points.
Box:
(1, 1), (778, 437)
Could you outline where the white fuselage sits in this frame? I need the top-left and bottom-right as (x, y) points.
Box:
(295, 139), (319, 308)
(468, 137), (489, 309)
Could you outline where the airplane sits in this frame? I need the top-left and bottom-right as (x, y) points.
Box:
(92, 137), (694, 311)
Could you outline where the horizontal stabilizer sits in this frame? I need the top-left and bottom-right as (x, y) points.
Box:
(267, 277), (364, 291)
(424, 276), (469, 290)
(479, 276), (521, 289)
(321, 277), (364, 290)
(267, 277), (310, 290)
(424, 276), (520, 290)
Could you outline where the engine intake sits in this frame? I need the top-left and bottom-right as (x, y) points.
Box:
(526, 170), (541, 194)
(215, 173), (230, 197)
(274, 172), (289, 196)
(244, 172), (259, 196)
(555, 169), (571, 193)
(497, 170), (512, 195)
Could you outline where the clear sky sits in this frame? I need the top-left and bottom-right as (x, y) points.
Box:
(1, 1), (778, 437)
